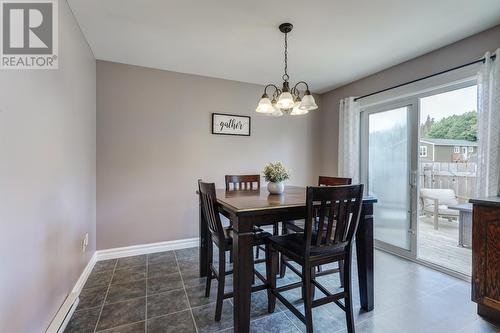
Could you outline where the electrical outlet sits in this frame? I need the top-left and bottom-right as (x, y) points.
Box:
(82, 233), (89, 252)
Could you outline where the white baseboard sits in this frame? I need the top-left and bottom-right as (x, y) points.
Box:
(72, 253), (98, 294)
(46, 253), (96, 333)
(45, 237), (198, 333)
(95, 237), (199, 261)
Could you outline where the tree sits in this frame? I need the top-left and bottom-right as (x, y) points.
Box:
(420, 115), (435, 138)
(425, 111), (477, 141)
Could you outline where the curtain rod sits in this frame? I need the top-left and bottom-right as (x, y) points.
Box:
(353, 54), (497, 102)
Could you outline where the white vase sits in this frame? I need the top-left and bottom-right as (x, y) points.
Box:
(267, 182), (284, 194)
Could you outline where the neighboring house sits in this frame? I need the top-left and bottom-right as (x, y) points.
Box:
(419, 138), (477, 162)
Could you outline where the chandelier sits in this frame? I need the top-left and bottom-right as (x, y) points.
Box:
(256, 23), (318, 117)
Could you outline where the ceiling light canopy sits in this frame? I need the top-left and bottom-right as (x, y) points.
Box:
(256, 23), (318, 117)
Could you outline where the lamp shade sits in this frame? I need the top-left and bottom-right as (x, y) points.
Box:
(269, 104), (284, 117)
(291, 103), (309, 115)
(299, 93), (318, 111)
(256, 96), (274, 114)
(276, 91), (295, 109)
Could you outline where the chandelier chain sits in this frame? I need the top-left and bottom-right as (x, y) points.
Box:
(283, 32), (289, 82)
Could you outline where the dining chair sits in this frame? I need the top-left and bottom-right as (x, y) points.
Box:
(225, 174), (279, 260)
(225, 174), (261, 190)
(198, 180), (272, 321)
(280, 176), (352, 277)
(265, 184), (364, 333)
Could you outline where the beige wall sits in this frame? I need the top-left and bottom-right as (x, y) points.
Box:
(96, 61), (322, 249)
(0, 1), (96, 332)
(319, 25), (500, 175)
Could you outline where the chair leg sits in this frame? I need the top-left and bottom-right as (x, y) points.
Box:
(204, 268), (212, 298)
(310, 266), (316, 300)
(214, 249), (226, 322)
(302, 265), (314, 333)
(255, 245), (260, 259)
(434, 215), (439, 230)
(280, 254), (287, 278)
(343, 255), (354, 333)
(266, 244), (277, 313)
(229, 250), (233, 263)
(252, 257), (256, 285)
(279, 223), (288, 278)
(205, 241), (213, 297)
(273, 222), (279, 235)
(339, 260), (345, 288)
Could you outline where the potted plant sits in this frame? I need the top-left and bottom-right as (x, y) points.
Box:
(262, 162), (290, 194)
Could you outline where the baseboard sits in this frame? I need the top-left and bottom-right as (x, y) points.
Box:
(45, 293), (80, 333)
(72, 253), (98, 294)
(46, 253), (96, 333)
(95, 237), (200, 261)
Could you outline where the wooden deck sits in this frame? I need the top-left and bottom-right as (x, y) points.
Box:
(418, 215), (472, 276)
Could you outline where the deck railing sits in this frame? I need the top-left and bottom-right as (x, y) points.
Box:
(419, 162), (477, 199)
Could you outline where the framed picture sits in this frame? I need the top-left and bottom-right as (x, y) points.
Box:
(212, 113), (251, 136)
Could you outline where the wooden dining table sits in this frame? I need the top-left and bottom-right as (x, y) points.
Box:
(198, 186), (377, 333)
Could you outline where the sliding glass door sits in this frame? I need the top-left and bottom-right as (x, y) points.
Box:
(361, 101), (418, 256)
(360, 80), (477, 275)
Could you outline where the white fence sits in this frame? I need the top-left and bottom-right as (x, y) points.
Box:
(419, 162), (477, 199)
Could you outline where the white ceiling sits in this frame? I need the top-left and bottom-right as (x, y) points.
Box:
(68, 0), (500, 93)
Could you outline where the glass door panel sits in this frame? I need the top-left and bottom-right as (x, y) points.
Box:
(368, 107), (412, 250)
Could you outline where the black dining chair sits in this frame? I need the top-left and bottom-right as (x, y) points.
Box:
(280, 176), (352, 278)
(224, 174), (279, 260)
(198, 180), (272, 321)
(265, 184), (364, 333)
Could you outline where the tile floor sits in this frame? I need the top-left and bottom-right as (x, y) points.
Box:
(65, 247), (500, 333)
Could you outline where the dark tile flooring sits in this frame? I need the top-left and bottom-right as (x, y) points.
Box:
(65, 247), (500, 333)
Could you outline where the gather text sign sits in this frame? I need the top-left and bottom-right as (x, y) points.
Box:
(212, 113), (251, 136)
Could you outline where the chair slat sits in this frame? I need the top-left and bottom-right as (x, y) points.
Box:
(325, 201), (337, 245)
(225, 175), (260, 191)
(304, 185), (364, 253)
(199, 181), (225, 239)
(315, 201), (327, 246)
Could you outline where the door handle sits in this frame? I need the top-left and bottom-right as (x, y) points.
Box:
(410, 170), (417, 188)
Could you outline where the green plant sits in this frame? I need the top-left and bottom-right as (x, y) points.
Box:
(424, 110), (477, 141)
(262, 162), (290, 183)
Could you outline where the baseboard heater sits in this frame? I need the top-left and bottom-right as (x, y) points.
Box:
(45, 293), (79, 333)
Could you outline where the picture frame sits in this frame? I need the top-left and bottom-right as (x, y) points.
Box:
(211, 113), (251, 136)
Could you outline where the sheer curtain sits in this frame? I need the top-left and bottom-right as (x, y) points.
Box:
(338, 97), (361, 184)
(477, 49), (500, 197)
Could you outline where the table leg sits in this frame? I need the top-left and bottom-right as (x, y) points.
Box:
(356, 201), (374, 311)
(231, 215), (253, 333)
(458, 211), (464, 247)
(199, 192), (208, 277)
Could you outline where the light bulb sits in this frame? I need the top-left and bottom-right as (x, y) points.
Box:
(277, 91), (294, 109)
(255, 95), (274, 114)
(291, 102), (309, 115)
(299, 91), (318, 111)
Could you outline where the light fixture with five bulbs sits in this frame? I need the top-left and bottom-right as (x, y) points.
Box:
(256, 23), (318, 117)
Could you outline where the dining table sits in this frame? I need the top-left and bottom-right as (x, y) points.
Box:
(197, 185), (377, 333)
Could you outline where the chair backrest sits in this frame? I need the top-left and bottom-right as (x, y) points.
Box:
(225, 174), (260, 191)
(420, 188), (458, 206)
(318, 176), (352, 186)
(198, 180), (225, 240)
(303, 185), (364, 256)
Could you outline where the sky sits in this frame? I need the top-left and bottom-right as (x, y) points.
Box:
(420, 85), (477, 124)
(368, 85), (478, 132)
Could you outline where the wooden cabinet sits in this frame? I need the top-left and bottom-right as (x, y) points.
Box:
(470, 197), (500, 324)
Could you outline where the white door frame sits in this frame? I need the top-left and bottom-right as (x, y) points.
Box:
(360, 97), (419, 259)
(359, 77), (478, 274)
